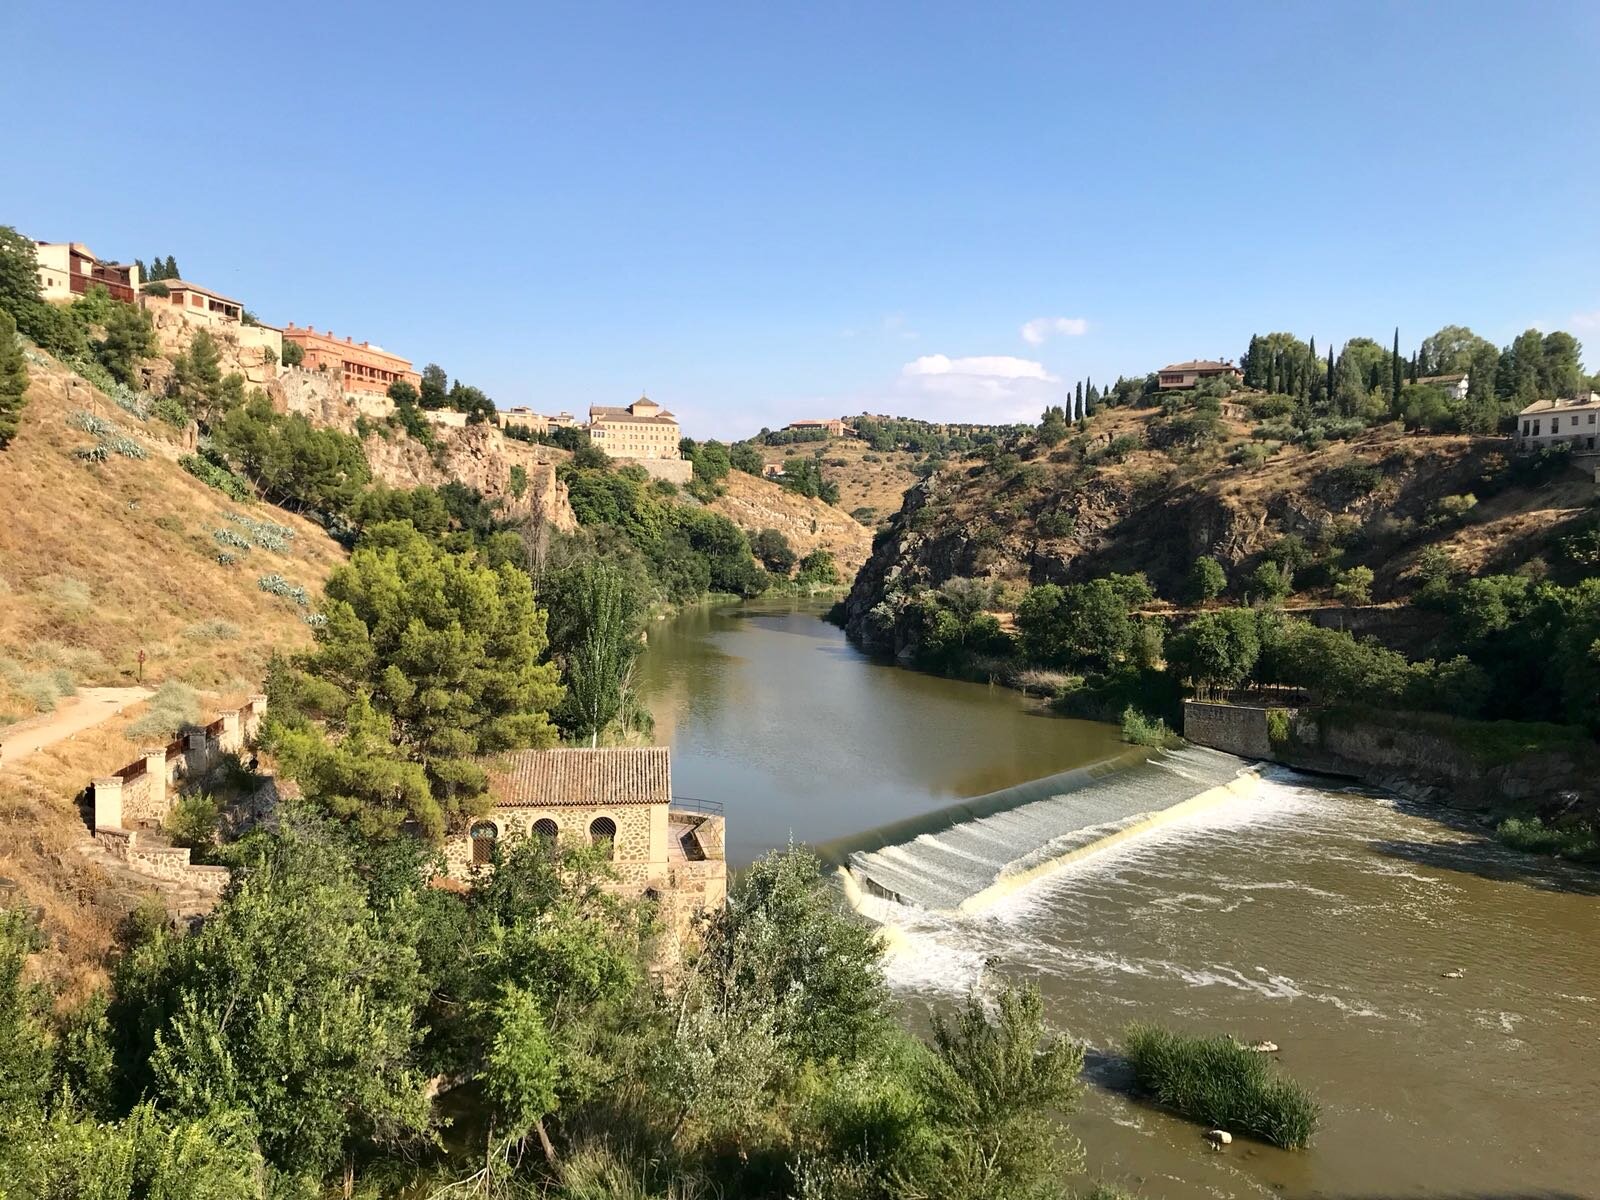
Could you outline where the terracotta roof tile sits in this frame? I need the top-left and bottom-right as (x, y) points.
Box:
(481, 747), (671, 807)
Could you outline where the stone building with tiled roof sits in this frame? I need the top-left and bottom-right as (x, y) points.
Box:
(445, 747), (727, 950)
(587, 395), (682, 460)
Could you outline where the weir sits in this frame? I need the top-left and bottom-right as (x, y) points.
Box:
(825, 746), (1258, 915)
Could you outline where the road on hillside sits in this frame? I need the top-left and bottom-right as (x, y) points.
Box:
(0, 687), (154, 769)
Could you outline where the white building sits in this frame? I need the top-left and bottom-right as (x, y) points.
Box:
(1414, 372), (1470, 401)
(1517, 394), (1600, 456)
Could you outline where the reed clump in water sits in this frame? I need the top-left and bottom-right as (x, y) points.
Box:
(1122, 1024), (1320, 1149)
(1496, 814), (1599, 862)
(1119, 706), (1178, 748)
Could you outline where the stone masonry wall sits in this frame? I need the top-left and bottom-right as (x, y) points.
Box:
(1181, 701), (1284, 760)
(93, 828), (229, 894)
(443, 804), (656, 879)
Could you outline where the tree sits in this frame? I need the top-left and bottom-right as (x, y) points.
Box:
(558, 560), (645, 743)
(794, 548), (839, 587)
(750, 528), (797, 574)
(1391, 328), (1403, 411)
(111, 830), (431, 1184)
(1248, 559), (1294, 602)
(270, 523), (564, 836)
(97, 300), (156, 386)
(1540, 331), (1584, 398)
(1036, 404), (1069, 446)
(0, 309), (28, 449)
(1167, 608), (1261, 695)
(212, 394), (371, 512)
(419, 363), (449, 410)
(173, 329), (231, 416)
(281, 337), (304, 367)
(1334, 565), (1374, 607)
(729, 441), (765, 475)
(1186, 555), (1227, 604)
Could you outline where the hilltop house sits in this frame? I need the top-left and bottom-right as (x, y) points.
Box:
(1518, 394), (1600, 456)
(446, 747), (727, 948)
(33, 241), (140, 304)
(588, 395), (682, 460)
(786, 418), (846, 437)
(282, 324), (421, 399)
(502, 407), (578, 435)
(1157, 359), (1244, 390)
(1413, 372), (1470, 400)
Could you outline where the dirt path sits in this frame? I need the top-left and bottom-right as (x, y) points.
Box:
(0, 687), (153, 769)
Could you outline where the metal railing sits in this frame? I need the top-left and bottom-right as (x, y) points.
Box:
(670, 794), (724, 817)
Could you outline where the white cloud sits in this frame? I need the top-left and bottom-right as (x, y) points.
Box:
(902, 354), (1057, 382)
(1571, 310), (1600, 332)
(891, 353), (1063, 423)
(1020, 316), (1089, 346)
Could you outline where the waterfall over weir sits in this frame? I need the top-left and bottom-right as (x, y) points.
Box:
(824, 746), (1259, 915)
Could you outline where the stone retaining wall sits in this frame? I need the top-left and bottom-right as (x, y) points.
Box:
(1181, 701), (1290, 760)
(92, 828), (229, 894)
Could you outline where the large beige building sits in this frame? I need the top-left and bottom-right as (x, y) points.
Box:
(1157, 359), (1245, 390)
(444, 747), (726, 928)
(588, 395), (682, 459)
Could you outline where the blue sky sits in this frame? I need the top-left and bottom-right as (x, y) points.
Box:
(5, 1), (1597, 438)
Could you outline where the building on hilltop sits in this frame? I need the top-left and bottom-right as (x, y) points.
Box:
(502, 406), (578, 435)
(786, 417), (846, 437)
(142, 280), (284, 380)
(33, 242), (140, 304)
(1157, 359), (1244, 390)
(588, 394), (682, 460)
(446, 747), (727, 951)
(282, 323), (421, 398)
(1517, 393), (1600, 455)
(147, 279), (244, 325)
(1413, 372), (1470, 400)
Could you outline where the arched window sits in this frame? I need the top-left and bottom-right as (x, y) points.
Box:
(589, 816), (617, 858)
(469, 821), (498, 866)
(532, 818), (558, 843)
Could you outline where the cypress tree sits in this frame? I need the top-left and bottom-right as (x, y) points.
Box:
(1409, 353), (1419, 383)
(1075, 381), (1083, 414)
(1085, 377), (1096, 415)
(165, 255), (179, 280)
(1326, 345), (1335, 404)
(1392, 327), (1403, 404)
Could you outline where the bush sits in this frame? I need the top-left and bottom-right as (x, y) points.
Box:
(166, 791), (222, 852)
(125, 680), (202, 739)
(184, 618), (241, 641)
(1123, 1024), (1320, 1149)
(180, 453), (253, 502)
(1496, 815), (1598, 863)
(1185, 555), (1227, 603)
(1120, 706), (1176, 747)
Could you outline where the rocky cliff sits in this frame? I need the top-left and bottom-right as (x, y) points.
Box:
(709, 471), (874, 577)
(843, 406), (1596, 655)
(363, 424), (576, 533)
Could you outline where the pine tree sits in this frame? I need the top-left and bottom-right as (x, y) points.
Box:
(164, 255), (179, 280)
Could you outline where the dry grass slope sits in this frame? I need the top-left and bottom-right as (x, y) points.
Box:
(0, 353), (349, 993)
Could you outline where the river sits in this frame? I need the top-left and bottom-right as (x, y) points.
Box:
(637, 598), (1600, 1199)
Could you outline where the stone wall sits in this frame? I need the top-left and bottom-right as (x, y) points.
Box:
(147, 306), (281, 387)
(621, 457), (693, 485)
(1181, 701), (1287, 760)
(93, 828), (229, 895)
(93, 695), (267, 832)
(443, 803), (657, 879)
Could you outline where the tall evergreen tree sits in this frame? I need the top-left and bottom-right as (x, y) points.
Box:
(1074, 380), (1083, 414)
(1326, 345), (1335, 407)
(0, 309), (29, 449)
(1085, 376), (1097, 415)
(164, 255), (179, 280)
(1392, 328), (1403, 406)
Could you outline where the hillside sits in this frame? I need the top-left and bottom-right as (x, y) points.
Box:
(750, 435), (922, 526)
(0, 351), (352, 989)
(709, 468), (874, 576)
(843, 401), (1598, 655)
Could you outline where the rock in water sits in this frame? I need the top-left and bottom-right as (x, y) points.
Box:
(1441, 968), (1466, 979)
(1249, 1040), (1279, 1053)
(1206, 1129), (1233, 1148)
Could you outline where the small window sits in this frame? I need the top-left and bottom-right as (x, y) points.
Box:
(532, 817), (558, 842)
(589, 816), (617, 857)
(1552, 417), (1560, 433)
(470, 820), (498, 865)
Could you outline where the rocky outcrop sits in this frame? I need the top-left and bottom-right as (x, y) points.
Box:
(363, 423), (576, 532)
(709, 471), (873, 577)
(145, 307), (280, 387)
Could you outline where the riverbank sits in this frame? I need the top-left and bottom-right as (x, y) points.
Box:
(1183, 699), (1600, 836)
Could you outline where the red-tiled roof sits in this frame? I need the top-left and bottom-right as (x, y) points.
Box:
(481, 747), (671, 807)
(157, 279), (243, 306)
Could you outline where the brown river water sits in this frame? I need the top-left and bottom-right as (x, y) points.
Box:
(636, 599), (1600, 1199)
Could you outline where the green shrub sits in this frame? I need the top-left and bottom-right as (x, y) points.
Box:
(180, 454), (253, 502)
(213, 528), (251, 552)
(258, 574), (311, 607)
(166, 792), (223, 852)
(1496, 815), (1598, 863)
(1123, 1024), (1320, 1149)
(125, 680), (201, 740)
(1265, 707), (1291, 747)
(1120, 705), (1176, 747)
